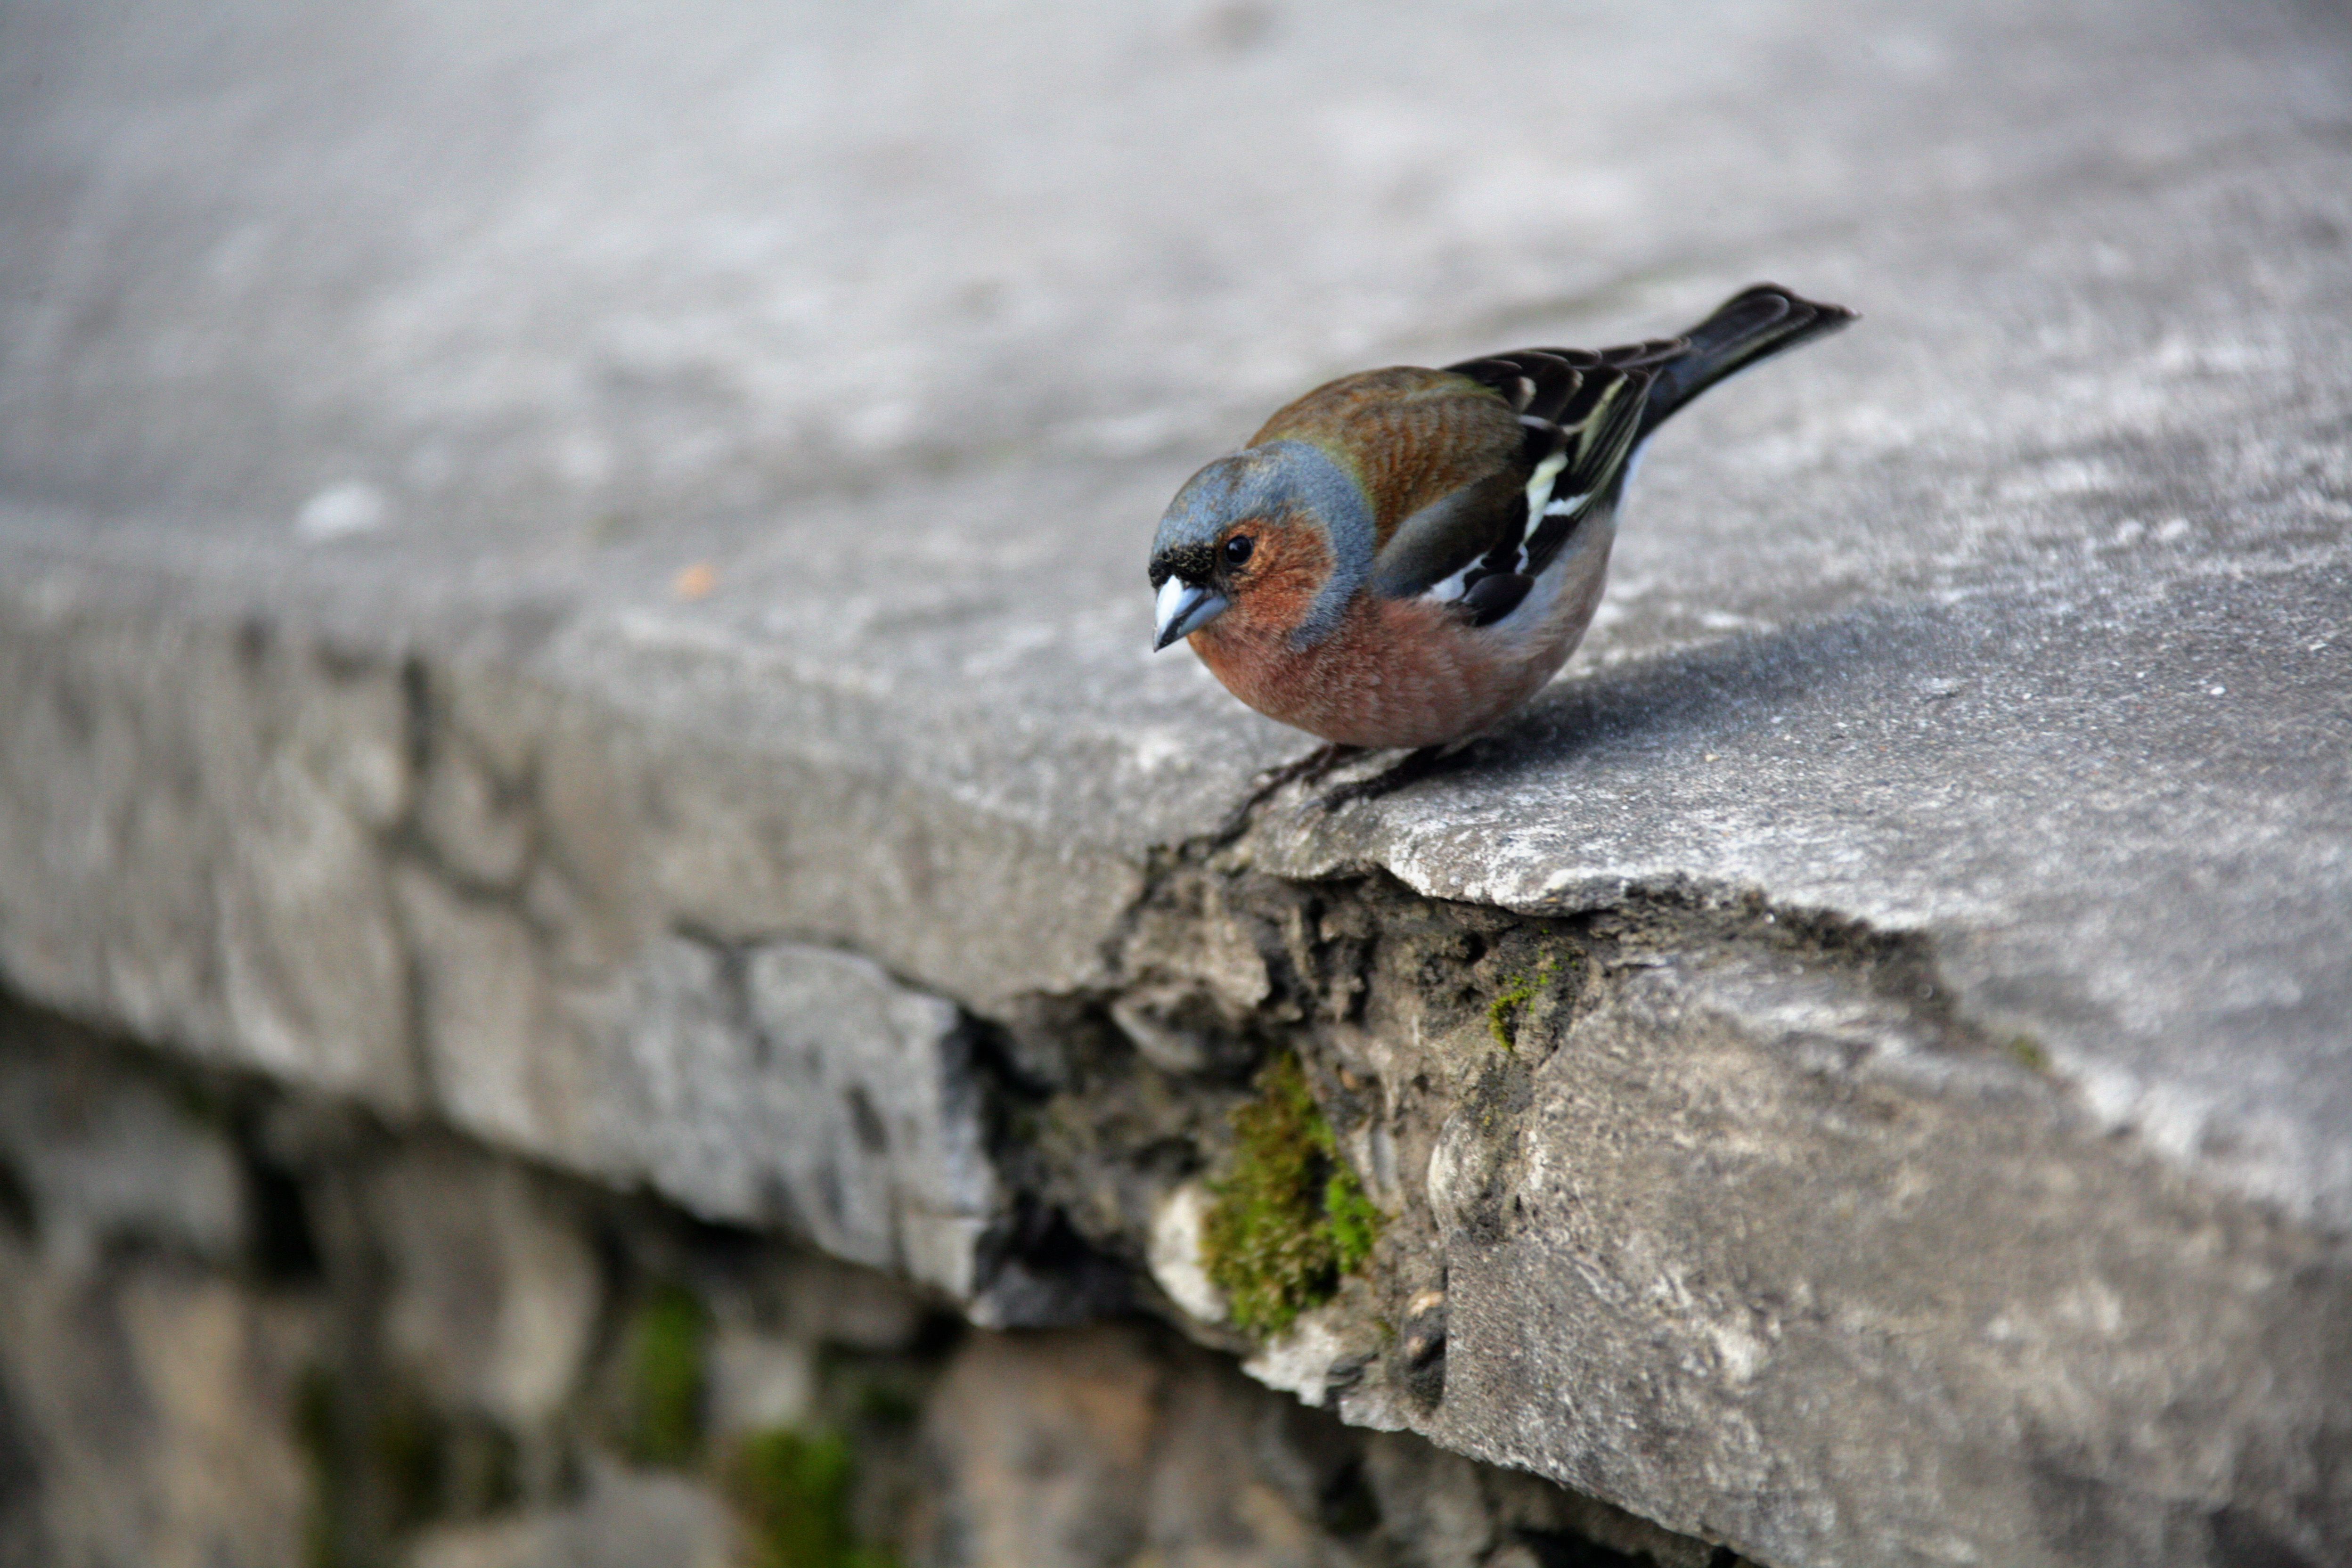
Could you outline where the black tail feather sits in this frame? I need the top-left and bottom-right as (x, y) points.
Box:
(1635, 284), (1856, 444)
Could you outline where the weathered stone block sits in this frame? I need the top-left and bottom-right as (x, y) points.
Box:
(371, 1149), (602, 1431)
(0, 1006), (1705, 1568)
(0, 1035), (245, 1274)
(1, 0), (2348, 1562)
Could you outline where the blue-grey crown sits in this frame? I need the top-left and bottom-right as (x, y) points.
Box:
(1148, 440), (1374, 648)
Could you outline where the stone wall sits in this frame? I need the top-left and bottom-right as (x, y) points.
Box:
(0, 995), (1723, 1568)
(2, 1), (2349, 1565)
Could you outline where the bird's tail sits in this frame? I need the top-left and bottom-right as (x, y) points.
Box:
(1635, 284), (1856, 444)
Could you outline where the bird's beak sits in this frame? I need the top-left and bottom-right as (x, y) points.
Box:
(1153, 578), (1229, 651)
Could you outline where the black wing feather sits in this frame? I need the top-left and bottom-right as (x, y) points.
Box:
(1428, 353), (1657, 619)
(1381, 285), (1853, 628)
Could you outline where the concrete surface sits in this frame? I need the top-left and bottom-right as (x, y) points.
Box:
(0, 0), (2348, 1564)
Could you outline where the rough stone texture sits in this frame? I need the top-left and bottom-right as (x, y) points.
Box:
(909, 1321), (1711, 1568)
(0, 1264), (319, 1568)
(0, 1031), (247, 1275)
(1, 0), (2349, 1564)
(0, 1016), (322, 1568)
(405, 1466), (735, 1568)
(0, 1003), (1706, 1568)
(368, 1148), (603, 1434)
(1051, 871), (2352, 1567)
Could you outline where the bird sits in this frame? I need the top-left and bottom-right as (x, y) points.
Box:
(1149, 284), (1854, 756)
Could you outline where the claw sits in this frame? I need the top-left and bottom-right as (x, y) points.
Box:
(1313, 740), (1482, 809)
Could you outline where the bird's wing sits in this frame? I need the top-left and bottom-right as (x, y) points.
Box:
(1371, 350), (1656, 626)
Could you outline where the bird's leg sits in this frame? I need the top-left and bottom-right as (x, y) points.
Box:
(1214, 743), (1361, 835)
(1257, 742), (1359, 794)
(1313, 738), (1483, 809)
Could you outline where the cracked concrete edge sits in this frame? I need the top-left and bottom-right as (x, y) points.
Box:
(1100, 862), (2352, 1566)
(2, 564), (2348, 1565)
(1432, 947), (2350, 1568)
(0, 578), (1085, 1319)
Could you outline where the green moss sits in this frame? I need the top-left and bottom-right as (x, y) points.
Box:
(1323, 1172), (1380, 1274)
(1200, 1054), (1385, 1338)
(726, 1427), (897, 1568)
(626, 1283), (710, 1468)
(2008, 1034), (2051, 1073)
(1487, 957), (1561, 1050)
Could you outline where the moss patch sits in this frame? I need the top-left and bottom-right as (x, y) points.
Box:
(1200, 1054), (1383, 1337)
(1323, 1171), (1381, 1270)
(626, 1282), (710, 1468)
(726, 1427), (897, 1568)
(1487, 956), (1564, 1050)
(2008, 1034), (2051, 1073)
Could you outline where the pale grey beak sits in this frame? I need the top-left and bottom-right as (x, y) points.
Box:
(1153, 578), (1228, 650)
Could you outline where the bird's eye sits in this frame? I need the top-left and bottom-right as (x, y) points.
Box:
(1223, 534), (1255, 567)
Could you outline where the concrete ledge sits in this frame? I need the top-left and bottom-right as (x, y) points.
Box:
(3, 1), (2350, 1564)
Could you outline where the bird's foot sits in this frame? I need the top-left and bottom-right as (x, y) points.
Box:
(1208, 744), (1362, 840)
(1313, 739), (1484, 810)
(1215, 739), (1483, 840)
(1256, 742), (1360, 795)
(1218, 743), (1359, 828)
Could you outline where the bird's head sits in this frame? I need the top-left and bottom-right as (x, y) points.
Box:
(1148, 440), (1374, 653)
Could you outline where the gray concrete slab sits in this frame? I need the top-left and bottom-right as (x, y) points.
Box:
(1, 0), (2349, 1562)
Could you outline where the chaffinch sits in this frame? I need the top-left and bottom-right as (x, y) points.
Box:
(1150, 284), (1854, 751)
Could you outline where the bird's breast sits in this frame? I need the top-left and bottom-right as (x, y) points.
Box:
(1190, 524), (1617, 748)
(1190, 592), (1535, 749)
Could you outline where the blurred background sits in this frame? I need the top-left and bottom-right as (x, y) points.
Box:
(0, 1), (2347, 1565)
(7, 0), (2341, 549)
